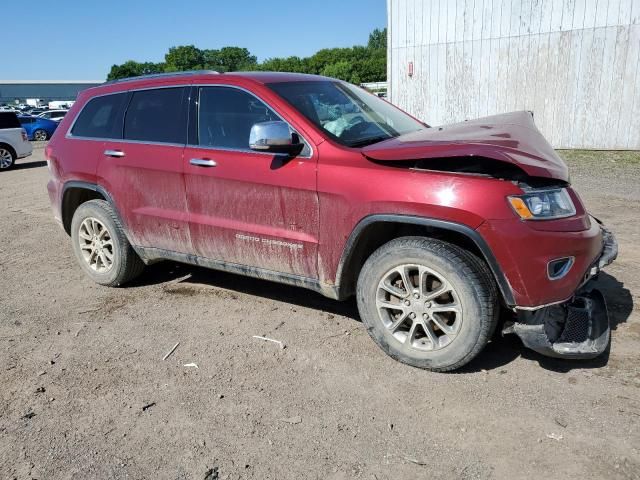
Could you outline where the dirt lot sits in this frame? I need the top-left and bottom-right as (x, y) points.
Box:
(1, 146), (639, 480)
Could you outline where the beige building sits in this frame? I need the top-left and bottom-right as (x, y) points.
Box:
(387, 0), (640, 149)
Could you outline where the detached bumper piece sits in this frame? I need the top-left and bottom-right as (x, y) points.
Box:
(505, 289), (609, 359)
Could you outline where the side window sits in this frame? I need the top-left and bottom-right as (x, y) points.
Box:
(71, 93), (128, 139)
(0, 113), (20, 128)
(124, 87), (186, 144)
(197, 87), (278, 149)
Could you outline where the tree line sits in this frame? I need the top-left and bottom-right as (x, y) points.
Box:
(106, 28), (386, 84)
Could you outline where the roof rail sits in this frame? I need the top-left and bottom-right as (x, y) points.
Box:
(104, 70), (220, 85)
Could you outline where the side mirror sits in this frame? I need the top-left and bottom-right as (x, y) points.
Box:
(249, 121), (304, 156)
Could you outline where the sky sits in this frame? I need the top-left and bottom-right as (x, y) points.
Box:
(0, 0), (386, 81)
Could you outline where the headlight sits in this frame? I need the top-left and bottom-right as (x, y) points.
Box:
(508, 188), (576, 220)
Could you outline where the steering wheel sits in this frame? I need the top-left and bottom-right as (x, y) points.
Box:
(342, 117), (370, 138)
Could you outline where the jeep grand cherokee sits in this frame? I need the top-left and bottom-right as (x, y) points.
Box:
(45, 71), (617, 371)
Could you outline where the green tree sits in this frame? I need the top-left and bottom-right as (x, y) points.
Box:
(105, 28), (387, 84)
(321, 61), (353, 82)
(258, 56), (310, 73)
(367, 27), (387, 50)
(203, 47), (257, 72)
(164, 45), (205, 72)
(106, 61), (164, 81)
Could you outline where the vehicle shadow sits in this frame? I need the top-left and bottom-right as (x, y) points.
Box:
(132, 264), (633, 373)
(130, 261), (361, 320)
(14, 160), (47, 170)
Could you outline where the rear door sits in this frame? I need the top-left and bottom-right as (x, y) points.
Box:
(183, 85), (319, 278)
(97, 86), (192, 253)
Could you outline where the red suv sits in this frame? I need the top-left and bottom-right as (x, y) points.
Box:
(46, 71), (617, 371)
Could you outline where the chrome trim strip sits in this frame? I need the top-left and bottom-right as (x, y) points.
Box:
(64, 83), (314, 159)
(546, 256), (575, 281)
(190, 83), (313, 159)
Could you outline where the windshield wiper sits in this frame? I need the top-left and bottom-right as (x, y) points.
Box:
(348, 135), (393, 148)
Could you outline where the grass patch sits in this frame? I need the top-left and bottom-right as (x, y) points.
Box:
(557, 150), (640, 166)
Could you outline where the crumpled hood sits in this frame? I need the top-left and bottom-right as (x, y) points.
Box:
(362, 111), (569, 181)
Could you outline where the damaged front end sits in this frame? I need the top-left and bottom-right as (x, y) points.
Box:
(503, 228), (618, 359)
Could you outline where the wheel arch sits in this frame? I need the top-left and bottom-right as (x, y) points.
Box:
(334, 215), (515, 307)
(61, 181), (124, 236)
(0, 142), (17, 159)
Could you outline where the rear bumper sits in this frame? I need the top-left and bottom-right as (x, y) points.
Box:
(16, 140), (33, 159)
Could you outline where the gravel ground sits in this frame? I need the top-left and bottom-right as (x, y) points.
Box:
(0, 146), (638, 480)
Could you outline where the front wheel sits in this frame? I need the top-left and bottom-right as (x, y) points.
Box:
(356, 237), (498, 372)
(70, 200), (145, 286)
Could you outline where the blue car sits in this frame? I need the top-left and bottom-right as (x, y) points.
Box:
(17, 115), (58, 141)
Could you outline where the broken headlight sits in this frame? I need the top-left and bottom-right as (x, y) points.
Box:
(508, 188), (576, 220)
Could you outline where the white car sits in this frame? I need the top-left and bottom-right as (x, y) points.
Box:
(0, 112), (33, 170)
(37, 109), (68, 122)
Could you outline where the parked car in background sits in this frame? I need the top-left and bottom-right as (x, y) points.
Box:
(45, 71), (617, 371)
(48, 101), (75, 110)
(0, 111), (33, 170)
(18, 115), (58, 141)
(28, 108), (47, 116)
(37, 109), (68, 122)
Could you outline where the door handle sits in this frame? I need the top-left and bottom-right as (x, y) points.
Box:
(190, 158), (217, 167)
(104, 149), (125, 158)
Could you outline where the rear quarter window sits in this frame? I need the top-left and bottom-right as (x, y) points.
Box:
(71, 93), (128, 139)
(0, 112), (20, 129)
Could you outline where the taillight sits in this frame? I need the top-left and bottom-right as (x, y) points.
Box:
(21, 129), (28, 141)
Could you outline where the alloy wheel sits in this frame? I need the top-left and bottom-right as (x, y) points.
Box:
(78, 217), (114, 273)
(0, 148), (13, 169)
(34, 130), (47, 141)
(376, 264), (462, 352)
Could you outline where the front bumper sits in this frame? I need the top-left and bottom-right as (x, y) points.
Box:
(503, 226), (617, 359)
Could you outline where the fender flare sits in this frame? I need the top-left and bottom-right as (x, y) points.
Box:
(334, 214), (515, 307)
(61, 180), (131, 239)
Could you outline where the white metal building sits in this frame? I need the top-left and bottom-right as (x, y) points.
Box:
(387, 0), (640, 149)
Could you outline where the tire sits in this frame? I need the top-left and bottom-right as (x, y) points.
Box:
(70, 199), (145, 286)
(33, 129), (48, 141)
(0, 145), (16, 170)
(356, 236), (498, 372)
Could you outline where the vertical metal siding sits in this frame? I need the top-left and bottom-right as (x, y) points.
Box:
(387, 0), (640, 149)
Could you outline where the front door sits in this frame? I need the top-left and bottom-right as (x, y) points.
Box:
(184, 85), (319, 278)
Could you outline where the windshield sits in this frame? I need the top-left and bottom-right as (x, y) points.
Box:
(267, 81), (426, 147)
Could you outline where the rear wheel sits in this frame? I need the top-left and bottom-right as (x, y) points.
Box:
(0, 146), (15, 170)
(356, 237), (498, 372)
(70, 200), (145, 286)
(33, 129), (48, 141)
